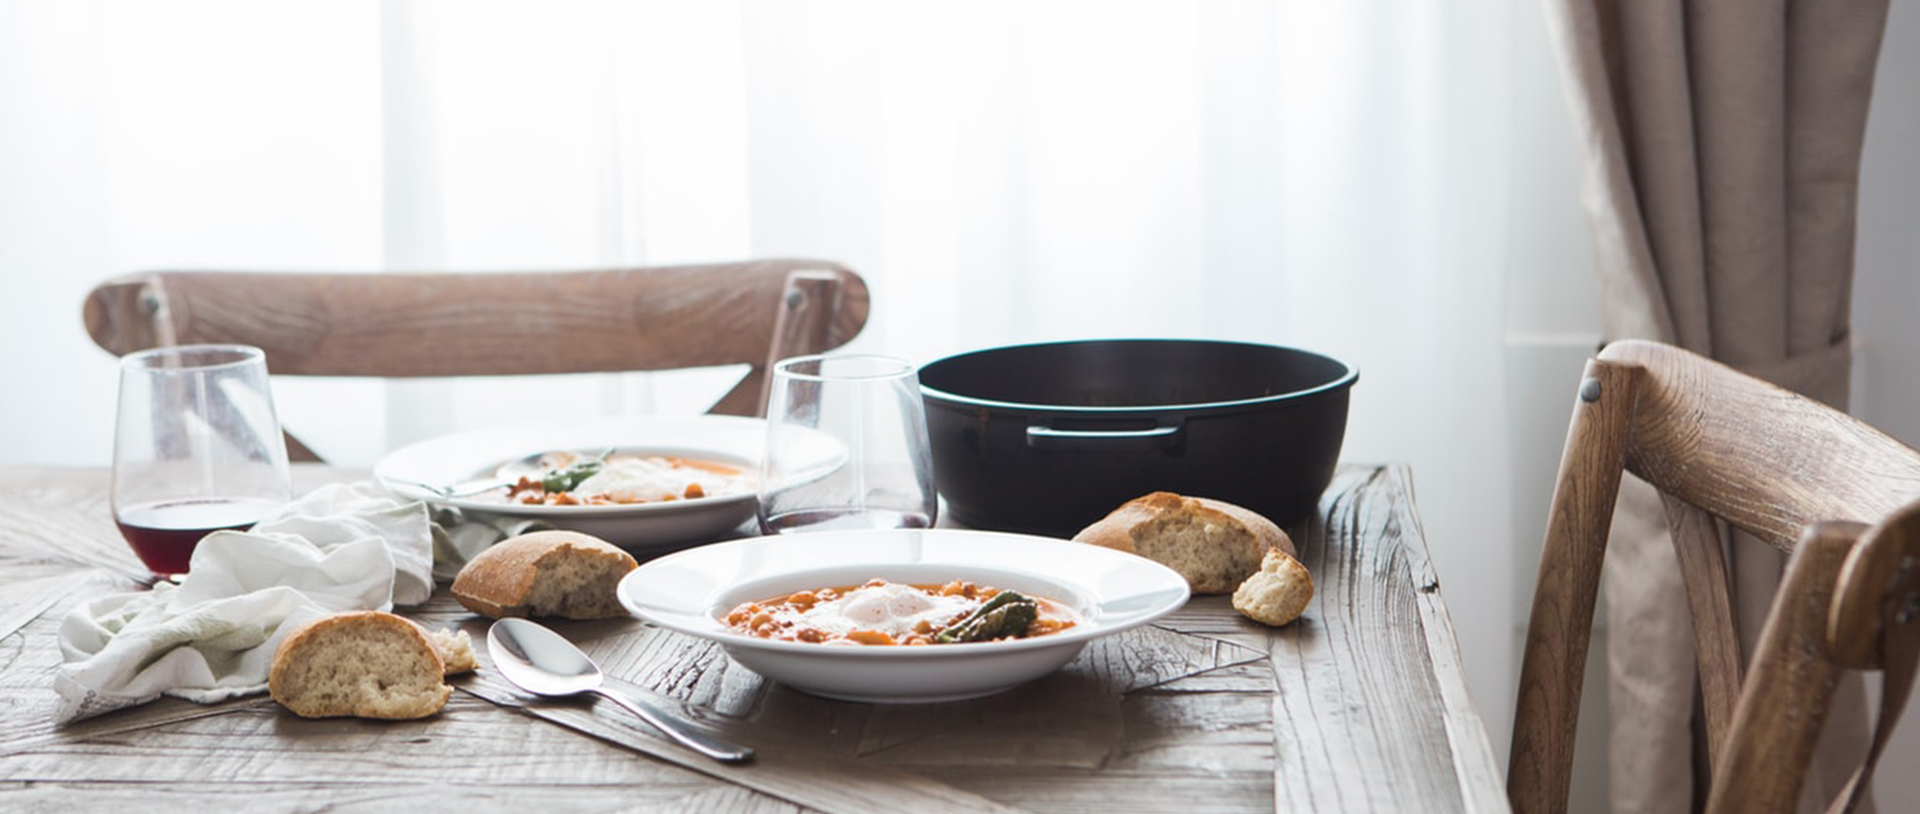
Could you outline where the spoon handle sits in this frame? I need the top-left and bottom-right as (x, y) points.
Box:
(387, 476), (512, 499)
(590, 687), (755, 763)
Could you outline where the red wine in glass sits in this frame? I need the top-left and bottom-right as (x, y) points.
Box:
(112, 344), (292, 580)
(114, 496), (281, 579)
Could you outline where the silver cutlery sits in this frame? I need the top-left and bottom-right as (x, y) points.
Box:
(486, 617), (754, 764)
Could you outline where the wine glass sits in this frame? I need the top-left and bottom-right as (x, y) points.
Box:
(758, 354), (937, 533)
(111, 344), (292, 579)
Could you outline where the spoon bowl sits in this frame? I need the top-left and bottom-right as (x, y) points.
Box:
(486, 618), (753, 763)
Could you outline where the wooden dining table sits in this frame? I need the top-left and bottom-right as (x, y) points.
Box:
(0, 462), (1506, 814)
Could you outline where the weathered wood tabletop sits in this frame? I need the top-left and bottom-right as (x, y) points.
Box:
(0, 463), (1505, 814)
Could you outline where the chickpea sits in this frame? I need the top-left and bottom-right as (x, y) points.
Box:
(846, 629), (896, 646)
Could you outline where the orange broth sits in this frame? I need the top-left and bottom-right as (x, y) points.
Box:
(503, 453), (746, 505)
(724, 579), (1077, 646)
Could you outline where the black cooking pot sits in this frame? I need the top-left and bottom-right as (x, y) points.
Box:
(918, 339), (1357, 538)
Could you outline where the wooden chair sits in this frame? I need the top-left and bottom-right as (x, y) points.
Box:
(82, 259), (869, 462)
(1510, 339), (1920, 814)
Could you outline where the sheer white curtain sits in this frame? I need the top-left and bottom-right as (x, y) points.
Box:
(2, 0), (1531, 758)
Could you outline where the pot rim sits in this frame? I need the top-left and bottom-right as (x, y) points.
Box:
(918, 338), (1359, 414)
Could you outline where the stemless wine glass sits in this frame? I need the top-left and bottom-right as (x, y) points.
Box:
(758, 354), (937, 533)
(111, 344), (293, 579)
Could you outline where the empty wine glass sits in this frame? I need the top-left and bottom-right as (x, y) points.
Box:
(111, 344), (292, 579)
(758, 354), (937, 533)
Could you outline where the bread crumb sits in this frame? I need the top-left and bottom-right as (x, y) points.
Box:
(422, 626), (476, 675)
(1232, 548), (1314, 626)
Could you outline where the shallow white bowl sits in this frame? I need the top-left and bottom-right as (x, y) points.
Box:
(376, 415), (839, 551)
(617, 528), (1191, 703)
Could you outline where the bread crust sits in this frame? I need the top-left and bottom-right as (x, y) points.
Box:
(268, 611), (450, 719)
(1072, 492), (1294, 594)
(1191, 496), (1296, 559)
(450, 529), (638, 619)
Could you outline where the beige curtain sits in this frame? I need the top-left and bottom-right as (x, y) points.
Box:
(1542, 1), (1891, 812)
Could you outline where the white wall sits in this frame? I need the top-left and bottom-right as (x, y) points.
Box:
(1501, 4), (1605, 809)
(2, 6), (1913, 808)
(1851, 2), (1920, 807)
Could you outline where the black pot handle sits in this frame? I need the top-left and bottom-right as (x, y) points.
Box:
(1025, 423), (1183, 452)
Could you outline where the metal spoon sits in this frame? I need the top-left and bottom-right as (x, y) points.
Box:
(486, 618), (754, 763)
(396, 448), (620, 500)
(386, 475), (515, 499)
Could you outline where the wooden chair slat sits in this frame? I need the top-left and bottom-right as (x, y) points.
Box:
(1509, 339), (1920, 814)
(1703, 521), (1859, 814)
(1603, 340), (1920, 549)
(1509, 357), (1641, 814)
(1663, 496), (1743, 766)
(82, 260), (869, 463)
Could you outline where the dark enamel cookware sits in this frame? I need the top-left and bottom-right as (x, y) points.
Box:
(918, 339), (1358, 538)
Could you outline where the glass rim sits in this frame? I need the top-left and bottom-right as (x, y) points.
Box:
(119, 343), (267, 373)
(771, 353), (917, 382)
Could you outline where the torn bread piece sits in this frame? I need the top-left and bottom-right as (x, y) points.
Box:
(269, 611), (452, 719)
(451, 530), (638, 619)
(1072, 492), (1293, 594)
(1232, 548), (1315, 626)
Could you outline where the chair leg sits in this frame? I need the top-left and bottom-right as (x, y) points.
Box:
(1510, 358), (1643, 814)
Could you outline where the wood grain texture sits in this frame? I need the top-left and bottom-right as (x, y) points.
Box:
(1662, 496), (1742, 766)
(1828, 499), (1920, 671)
(0, 781), (808, 814)
(82, 260), (867, 379)
(1600, 339), (1920, 549)
(1510, 339), (1920, 814)
(1271, 466), (1503, 814)
(81, 260), (870, 459)
(1702, 522), (1857, 814)
(1401, 472), (1511, 814)
(0, 462), (1503, 813)
(1817, 501), (1920, 814)
(1509, 358), (1641, 814)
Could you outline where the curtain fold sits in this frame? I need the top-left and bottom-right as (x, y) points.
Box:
(1545, 0), (1891, 811)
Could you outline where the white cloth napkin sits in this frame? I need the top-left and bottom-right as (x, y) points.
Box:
(54, 482), (437, 723)
(429, 507), (548, 582)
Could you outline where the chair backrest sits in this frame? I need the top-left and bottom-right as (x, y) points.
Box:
(1509, 338), (1920, 814)
(82, 259), (869, 461)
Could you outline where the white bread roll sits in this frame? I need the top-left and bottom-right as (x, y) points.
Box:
(450, 530), (638, 620)
(1232, 548), (1314, 626)
(1072, 491), (1294, 594)
(268, 611), (452, 719)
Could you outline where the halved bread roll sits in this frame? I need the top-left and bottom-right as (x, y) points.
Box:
(450, 530), (638, 620)
(1072, 492), (1295, 594)
(268, 611), (453, 720)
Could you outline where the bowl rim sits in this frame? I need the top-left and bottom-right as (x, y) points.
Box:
(374, 414), (776, 518)
(619, 528), (1192, 659)
(917, 338), (1359, 414)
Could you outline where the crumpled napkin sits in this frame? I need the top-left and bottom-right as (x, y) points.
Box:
(428, 506), (549, 582)
(54, 482), (459, 723)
